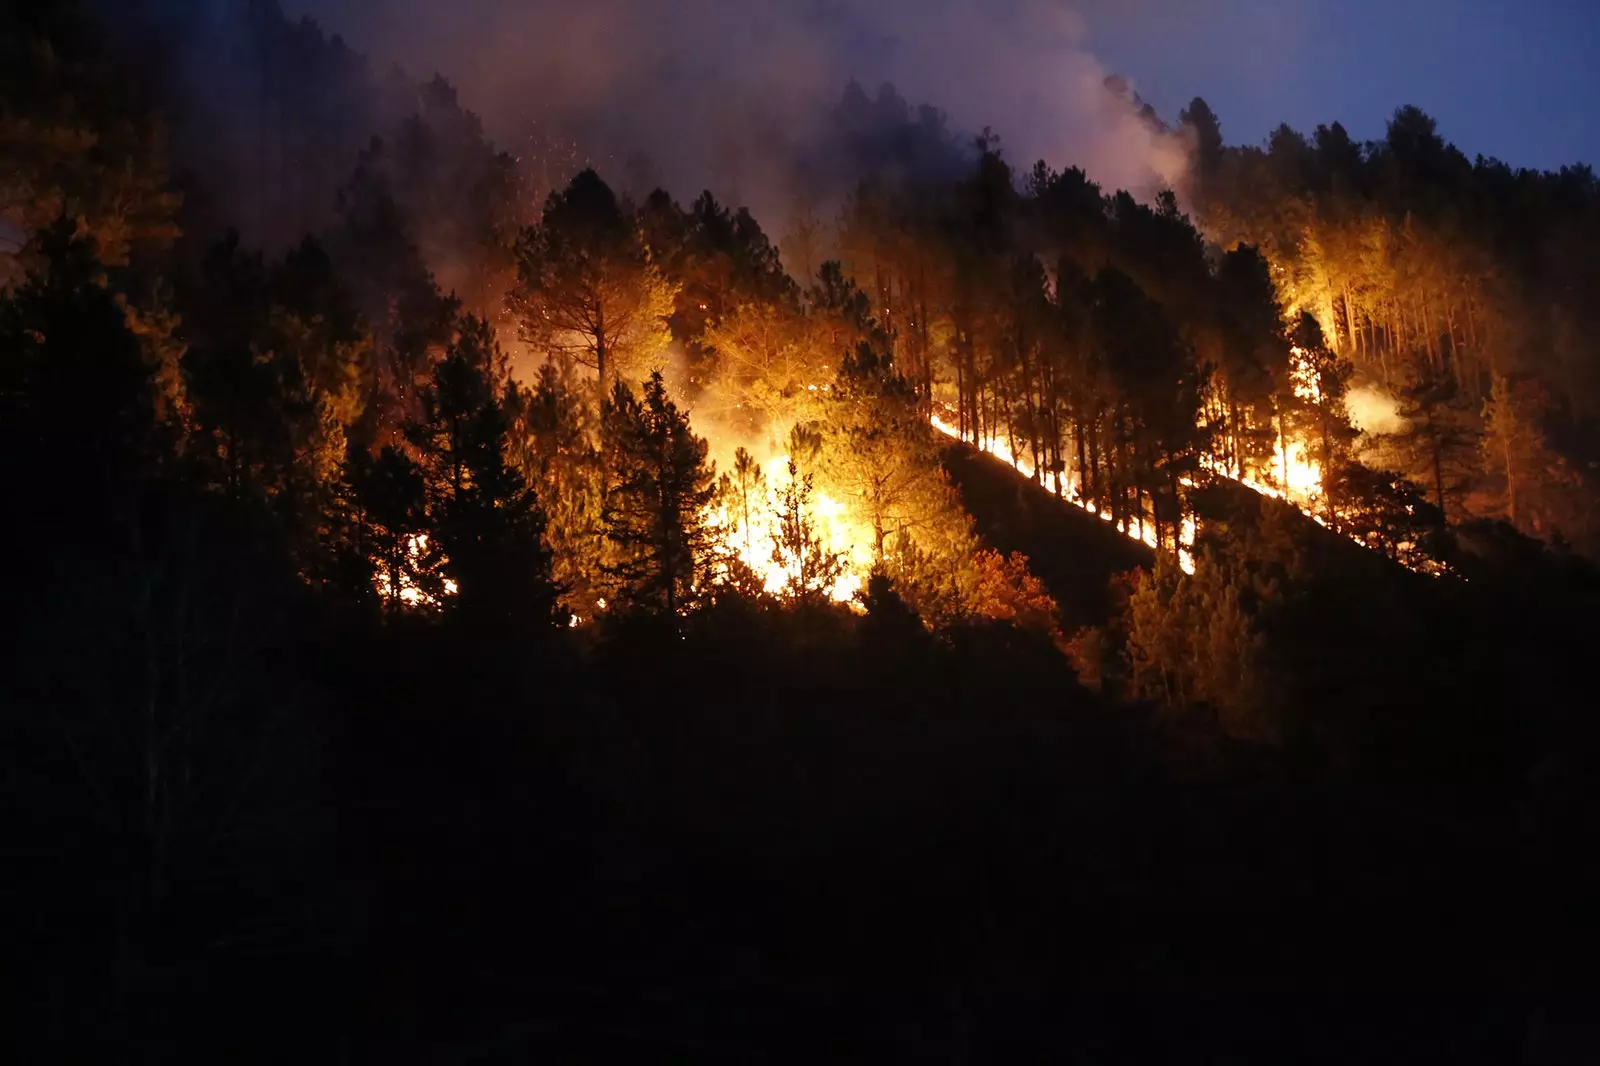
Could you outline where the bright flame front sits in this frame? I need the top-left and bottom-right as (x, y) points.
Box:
(708, 449), (874, 604)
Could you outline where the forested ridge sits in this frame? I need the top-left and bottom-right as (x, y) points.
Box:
(5, 1), (1600, 1061)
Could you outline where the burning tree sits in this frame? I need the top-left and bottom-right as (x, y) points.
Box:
(769, 460), (847, 604)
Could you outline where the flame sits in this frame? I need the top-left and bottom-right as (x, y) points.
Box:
(1201, 345), (1327, 518)
(383, 533), (459, 607)
(708, 445), (874, 604)
(932, 345), (1452, 578)
(931, 411), (1196, 574)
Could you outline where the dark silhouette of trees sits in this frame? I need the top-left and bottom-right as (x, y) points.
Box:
(601, 370), (719, 614)
(408, 315), (560, 630)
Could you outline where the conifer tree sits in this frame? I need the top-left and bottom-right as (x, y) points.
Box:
(512, 169), (676, 392)
(315, 439), (381, 611)
(730, 447), (767, 561)
(1397, 368), (1479, 523)
(823, 341), (950, 561)
(504, 357), (610, 617)
(601, 371), (719, 614)
(1481, 373), (1564, 534)
(358, 444), (443, 610)
(1122, 552), (1268, 737)
(408, 315), (560, 629)
(1289, 312), (1357, 522)
(770, 460), (846, 603)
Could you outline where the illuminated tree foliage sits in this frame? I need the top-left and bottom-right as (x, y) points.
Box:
(512, 169), (677, 391)
(642, 189), (795, 367)
(822, 341), (950, 560)
(698, 296), (830, 437)
(1480, 373), (1572, 536)
(727, 446), (768, 560)
(505, 355), (611, 616)
(1183, 97), (1600, 550)
(964, 548), (1063, 645)
(0, 0), (180, 286)
(1123, 553), (1267, 737)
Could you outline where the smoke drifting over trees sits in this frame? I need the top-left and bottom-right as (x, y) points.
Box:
(281, 0), (1193, 220)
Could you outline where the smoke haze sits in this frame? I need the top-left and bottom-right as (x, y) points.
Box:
(283, 0), (1193, 216)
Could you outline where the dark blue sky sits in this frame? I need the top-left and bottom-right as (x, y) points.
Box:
(1091, 0), (1598, 169)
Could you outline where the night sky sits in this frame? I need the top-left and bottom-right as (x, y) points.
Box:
(1092, 0), (1599, 169)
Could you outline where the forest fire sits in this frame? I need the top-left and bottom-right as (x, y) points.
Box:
(707, 443), (873, 603)
(384, 534), (459, 607)
(930, 411), (1199, 574)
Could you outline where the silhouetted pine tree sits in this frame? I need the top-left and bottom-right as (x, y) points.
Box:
(600, 370), (718, 614)
(408, 315), (561, 630)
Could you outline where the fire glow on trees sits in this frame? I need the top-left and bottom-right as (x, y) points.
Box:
(929, 409), (1200, 574)
(1202, 344), (1327, 517)
(707, 442), (873, 603)
(932, 337), (1447, 579)
(929, 344), (1343, 576)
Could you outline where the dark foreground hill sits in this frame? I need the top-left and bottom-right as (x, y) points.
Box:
(8, 486), (1600, 1063)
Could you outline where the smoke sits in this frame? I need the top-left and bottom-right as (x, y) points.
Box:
(284, 0), (1192, 218)
(1345, 384), (1409, 436)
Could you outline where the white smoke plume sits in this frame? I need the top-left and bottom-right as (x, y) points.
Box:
(1346, 383), (1409, 436)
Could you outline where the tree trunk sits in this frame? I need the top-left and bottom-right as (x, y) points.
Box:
(1076, 414), (1089, 503)
(1503, 434), (1517, 529)
(1429, 415), (1447, 521)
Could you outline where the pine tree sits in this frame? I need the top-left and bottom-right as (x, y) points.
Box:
(314, 439), (381, 612)
(1289, 312), (1357, 523)
(1214, 245), (1290, 481)
(1330, 460), (1447, 569)
(408, 315), (560, 629)
(358, 445), (443, 610)
(1125, 559), (1193, 709)
(1122, 553), (1268, 737)
(504, 358), (609, 617)
(823, 340), (952, 561)
(965, 549), (1062, 645)
(1481, 373), (1562, 534)
(770, 460), (847, 603)
(1397, 368), (1479, 523)
(730, 446), (767, 561)
(601, 371), (719, 614)
(512, 169), (677, 392)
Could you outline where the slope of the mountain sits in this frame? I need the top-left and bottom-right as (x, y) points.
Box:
(943, 443), (1155, 630)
